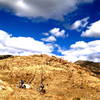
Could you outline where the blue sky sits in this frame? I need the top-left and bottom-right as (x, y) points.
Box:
(0, 0), (100, 62)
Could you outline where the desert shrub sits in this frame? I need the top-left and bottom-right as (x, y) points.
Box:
(0, 63), (10, 70)
(78, 71), (82, 74)
(9, 69), (36, 84)
(73, 97), (81, 100)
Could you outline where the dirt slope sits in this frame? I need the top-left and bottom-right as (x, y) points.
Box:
(0, 55), (100, 100)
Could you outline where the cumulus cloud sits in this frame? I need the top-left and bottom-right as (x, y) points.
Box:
(41, 36), (56, 42)
(0, 0), (94, 20)
(81, 20), (100, 37)
(42, 28), (66, 43)
(71, 17), (89, 31)
(59, 40), (100, 62)
(50, 28), (66, 37)
(43, 28), (66, 38)
(0, 30), (53, 55)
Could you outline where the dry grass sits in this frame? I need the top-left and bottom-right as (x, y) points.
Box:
(0, 55), (100, 100)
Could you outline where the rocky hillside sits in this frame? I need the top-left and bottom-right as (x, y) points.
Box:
(75, 60), (100, 78)
(0, 55), (12, 60)
(0, 55), (100, 100)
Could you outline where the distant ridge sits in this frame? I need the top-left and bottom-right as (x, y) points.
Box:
(75, 60), (100, 78)
(0, 55), (13, 60)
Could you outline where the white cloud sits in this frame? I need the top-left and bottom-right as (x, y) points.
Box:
(81, 20), (100, 37)
(41, 36), (56, 42)
(42, 28), (66, 43)
(71, 17), (89, 31)
(42, 32), (49, 36)
(70, 41), (88, 48)
(0, 30), (53, 55)
(50, 28), (66, 37)
(0, 0), (94, 20)
(59, 40), (100, 62)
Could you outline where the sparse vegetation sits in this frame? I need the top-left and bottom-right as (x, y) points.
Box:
(0, 55), (99, 100)
(78, 71), (82, 74)
(73, 97), (81, 100)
